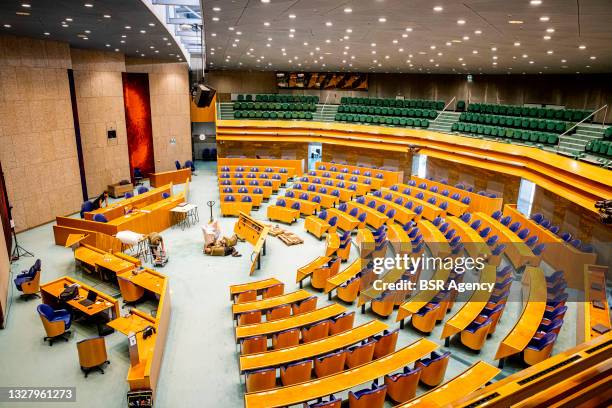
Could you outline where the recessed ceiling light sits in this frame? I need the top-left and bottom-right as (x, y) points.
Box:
(84, 30), (91, 33)
(543, 35), (551, 40)
(167, 42), (171, 46)
(22, 3), (31, 7)
(529, 60), (534, 64)
(120, 40), (125, 43)
(508, 20), (523, 24)
(325, 39), (330, 43)
(402, 34), (408, 38)
(44, 32), (50, 35)
(433, 6), (443, 12)
(212, 7), (220, 11)
(114, 48), (119, 51)
(211, 33), (216, 36)
(539, 16), (549, 22)
(16, 11), (30, 16)
(457, 19), (466, 25)
(212, 17), (219, 21)
(546, 28), (555, 33)
(474, 30), (482, 34)
(264, 22), (270, 26)
(493, 55), (498, 59)
(371, 43), (376, 47)
(61, 24), (69, 27)
(399, 48), (404, 52)
(84, 3), (93, 8)
(446, 42), (451, 46)
(344, 7), (352, 13)
(261, 0), (270, 3)
(83, 37), (88, 40)
(378, 17), (386, 22)
(472, 50), (478, 54)
(325, 21), (332, 26)
(148, 22), (155, 26)
(125, 25), (131, 29)
(103, 14), (111, 18)
(430, 45), (436, 49)
(463, 35), (470, 40)
(530, 0), (542, 5)
(578, 44), (586, 49)
(561, 59), (567, 62)
(514, 42), (521, 46)
(392, 39), (398, 44)
(3, 24), (11, 28)
(289, 14), (296, 19)
(289, 33), (294, 38)
(590, 56), (596, 60)
(547, 50), (553, 54)
(140, 30), (146, 33)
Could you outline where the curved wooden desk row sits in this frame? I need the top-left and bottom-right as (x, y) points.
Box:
(220, 177), (281, 191)
(495, 267), (546, 364)
(363, 194), (418, 225)
(324, 258), (365, 294)
(442, 216), (492, 261)
(396, 265), (453, 323)
(149, 168), (191, 188)
(415, 218), (451, 259)
(294, 181), (355, 202)
(379, 187), (446, 221)
(578, 264), (611, 344)
(409, 176), (502, 215)
(218, 172), (290, 185)
(345, 201), (389, 229)
(503, 204), (597, 289)
(299, 175), (370, 196)
(217, 157), (303, 178)
(451, 331), (612, 407)
(308, 168), (383, 189)
(216, 120), (612, 212)
(244, 338), (438, 408)
(392, 181), (470, 216)
(232, 289), (312, 316)
(395, 361), (500, 407)
(239, 320), (388, 372)
(235, 303), (347, 342)
(316, 160), (403, 187)
(229, 278), (283, 301)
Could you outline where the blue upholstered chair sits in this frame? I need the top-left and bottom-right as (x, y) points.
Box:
(93, 214), (108, 223)
(500, 216), (512, 226)
(241, 196), (252, 203)
(460, 212), (471, 223)
(491, 210), (502, 220)
(175, 160), (181, 170)
(37, 304), (72, 346)
(14, 259), (41, 299)
(224, 195), (235, 202)
(414, 206), (423, 216)
(517, 228), (530, 239)
(162, 192), (170, 199)
(525, 235), (539, 247)
(137, 186), (149, 195)
(470, 220), (481, 230)
(124, 192), (133, 199)
(486, 235), (499, 247)
(491, 244), (506, 256)
(461, 196), (471, 205)
(479, 226), (491, 238)
(348, 380), (387, 408)
(403, 188), (411, 195)
(451, 193), (460, 200)
(80, 201), (94, 218)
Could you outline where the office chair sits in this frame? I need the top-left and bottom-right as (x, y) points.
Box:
(14, 259), (42, 299)
(77, 336), (110, 377)
(37, 304), (72, 346)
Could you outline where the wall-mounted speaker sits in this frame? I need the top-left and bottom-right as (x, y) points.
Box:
(192, 83), (216, 108)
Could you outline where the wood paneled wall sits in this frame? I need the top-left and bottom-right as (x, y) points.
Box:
(0, 215), (8, 328)
(322, 144), (412, 176)
(217, 140), (309, 163)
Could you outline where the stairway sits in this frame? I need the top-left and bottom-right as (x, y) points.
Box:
(557, 123), (605, 156)
(429, 111), (461, 133)
(313, 104), (338, 122)
(218, 102), (234, 120)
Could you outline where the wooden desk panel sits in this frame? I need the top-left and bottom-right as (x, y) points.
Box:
(232, 290), (312, 315)
(219, 185), (273, 199)
(325, 208), (360, 232)
(472, 212), (539, 269)
(388, 224), (412, 256)
(149, 168), (191, 187)
(503, 204), (597, 289)
(217, 158), (303, 177)
(317, 161), (403, 187)
(218, 172), (289, 185)
(495, 267), (546, 360)
(75, 245), (136, 276)
(300, 175), (369, 196)
(444, 216), (492, 261)
(417, 218), (451, 259)
(240, 320), (388, 372)
(325, 258), (363, 293)
(364, 195), (416, 226)
(296, 256), (332, 283)
(230, 278), (283, 299)
(86, 185), (173, 221)
(108, 309), (155, 335)
(283, 197), (321, 216)
(441, 265), (496, 339)
(380, 188), (443, 221)
(219, 193), (264, 207)
(359, 268), (406, 306)
(118, 268), (165, 295)
(394, 183), (469, 216)
(578, 264), (611, 344)
(235, 304), (346, 342)
(345, 202), (388, 229)
(290, 189), (338, 208)
(221, 177), (281, 191)
(244, 338), (438, 408)
(396, 361), (500, 407)
(295, 181), (354, 202)
(309, 169), (382, 190)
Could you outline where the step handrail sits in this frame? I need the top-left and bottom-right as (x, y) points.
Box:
(558, 104), (608, 141)
(441, 96), (456, 113)
(320, 93), (330, 117)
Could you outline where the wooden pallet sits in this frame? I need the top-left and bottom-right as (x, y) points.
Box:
(278, 233), (304, 246)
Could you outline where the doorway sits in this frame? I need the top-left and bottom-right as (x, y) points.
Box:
(308, 143), (322, 171)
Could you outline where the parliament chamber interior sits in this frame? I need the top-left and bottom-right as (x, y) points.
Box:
(1, 1), (612, 407)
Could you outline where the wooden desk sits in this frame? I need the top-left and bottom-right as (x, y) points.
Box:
(41, 276), (120, 319)
(381, 188), (443, 221)
(230, 278), (283, 300)
(235, 304), (346, 342)
(359, 267), (406, 307)
(578, 264), (611, 344)
(396, 265), (453, 322)
(290, 189), (338, 208)
(239, 320), (388, 372)
(503, 204), (597, 289)
(325, 258), (363, 294)
(221, 177), (281, 191)
(471, 212), (539, 269)
(325, 234), (340, 257)
(364, 195), (416, 225)
(108, 309), (155, 335)
(219, 192), (264, 207)
(410, 175), (503, 214)
(232, 290), (312, 316)
(217, 157), (303, 178)
(149, 168), (191, 187)
(219, 165), (291, 176)
(357, 228), (375, 257)
(299, 174), (369, 196)
(317, 161), (403, 187)
(296, 256), (332, 283)
(451, 332), (612, 408)
(441, 265), (496, 341)
(417, 218), (451, 259)
(326, 208), (360, 232)
(444, 216), (492, 262)
(495, 267), (546, 362)
(345, 202), (388, 229)
(244, 338), (438, 408)
(396, 361), (500, 407)
(75, 244), (136, 277)
(283, 197), (321, 216)
(394, 183), (469, 216)
(118, 268), (165, 296)
(219, 172), (289, 185)
(388, 224), (412, 256)
(86, 184), (173, 221)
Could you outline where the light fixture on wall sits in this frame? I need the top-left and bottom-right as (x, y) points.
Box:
(199, 134), (206, 141)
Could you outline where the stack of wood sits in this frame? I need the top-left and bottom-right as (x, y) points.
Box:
(265, 224), (304, 246)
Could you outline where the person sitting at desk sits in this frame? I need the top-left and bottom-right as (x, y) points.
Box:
(92, 191), (108, 211)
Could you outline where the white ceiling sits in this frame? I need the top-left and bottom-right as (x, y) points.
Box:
(199, 0), (612, 74)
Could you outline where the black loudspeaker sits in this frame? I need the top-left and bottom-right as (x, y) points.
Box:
(192, 83), (216, 107)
